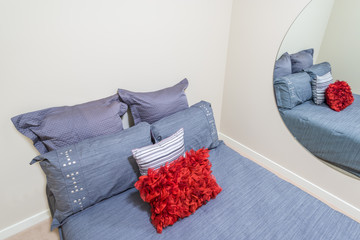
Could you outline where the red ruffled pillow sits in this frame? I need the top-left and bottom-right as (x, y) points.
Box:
(325, 80), (354, 112)
(134, 148), (222, 233)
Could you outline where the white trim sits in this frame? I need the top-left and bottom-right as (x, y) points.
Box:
(0, 210), (51, 239)
(219, 132), (360, 223)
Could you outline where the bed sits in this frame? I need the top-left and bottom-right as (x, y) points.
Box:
(56, 141), (360, 240)
(280, 94), (360, 177)
(12, 80), (360, 239)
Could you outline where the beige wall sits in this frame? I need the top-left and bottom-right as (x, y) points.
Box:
(221, 0), (360, 221)
(0, 0), (233, 231)
(317, 0), (360, 94)
(278, 0), (335, 61)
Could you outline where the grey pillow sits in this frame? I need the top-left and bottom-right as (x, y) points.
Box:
(31, 122), (152, 229)
(305, 62), (333, 104)
(11, 94), (128, 154)
(151, 101), (219, 151)
(274, 52), (292, 80)
(290, 48), (314, 73)
(118, 78), (189, 125)
(274, 72), (312, 109)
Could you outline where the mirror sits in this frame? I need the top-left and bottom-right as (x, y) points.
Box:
(274, 0), (360, 179)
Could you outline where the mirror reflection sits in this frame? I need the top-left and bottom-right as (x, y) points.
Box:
(273, 0), (360, 179)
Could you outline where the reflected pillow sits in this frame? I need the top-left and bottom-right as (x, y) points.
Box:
(118, 79), (189, 125)
(274, 72), (312, 109)
(305, 62), (333, 105)
(11, 94), (128, 154)
(274, 52), (292, 80)
(290, 48), (314, 73)
(325, 81), (354, 112)
(31, 122), (152, 229)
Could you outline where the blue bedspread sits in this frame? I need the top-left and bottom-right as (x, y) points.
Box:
(280, 94), (360, 177)
(60, 142), (360, 240)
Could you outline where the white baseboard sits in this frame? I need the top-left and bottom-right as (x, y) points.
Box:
(0, 210), (50, 239)
(219, 132), (360, 223)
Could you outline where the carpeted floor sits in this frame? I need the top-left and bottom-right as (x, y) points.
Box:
(5, 218), (59, 240)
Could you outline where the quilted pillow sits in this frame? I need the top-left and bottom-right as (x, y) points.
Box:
(135, 148), (222, 233)
(290, 48), (314, 73)
(11, 94), (128, 154)
(118, 78), (189, 125)
(151, 101), (219, 151)
(132, 128), (185, 175)
(325, 81), (354, 112)
(31, 122), (152, 229)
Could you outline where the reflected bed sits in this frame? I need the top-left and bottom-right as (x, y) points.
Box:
(280, 94), (360, 177)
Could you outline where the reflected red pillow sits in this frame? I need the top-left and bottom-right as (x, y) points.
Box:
(134, 148), (222, 233)
(325, 81), (354, 112)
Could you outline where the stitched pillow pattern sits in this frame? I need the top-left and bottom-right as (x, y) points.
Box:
(11, 94), (128, 154)
(132, 128), (185, 175)
(118, 79), (189, 125)
(31, 122), (152, 229)
(325, 81), (354, 112)
(135, 148), (222, 233)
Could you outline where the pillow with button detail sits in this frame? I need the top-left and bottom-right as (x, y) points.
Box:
(274, 72), (312, 109)
(11, 94), (128, 154)
(30, 122), (152, 230)
(151, 101), (219, 152)
(118, 78), (189, 125)
(132, 128), (185, 175)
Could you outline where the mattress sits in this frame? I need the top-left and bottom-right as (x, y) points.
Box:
(280, 94), (360, 177)
(60, 142), (360, 240)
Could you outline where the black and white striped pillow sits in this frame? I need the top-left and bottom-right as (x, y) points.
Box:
(132, 128), (185, 175)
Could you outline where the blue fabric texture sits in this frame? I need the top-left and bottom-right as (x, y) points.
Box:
(11, 94), (128, 154)
(273, 52), (292, 80)
(280, 94), (360, 177)
(118, 79), (189, 125)
(31, 122), (152, 229)
(274, 72), (312, 109)
(151, 101), (219, 151)
(290, 48), (314, 73)
(60, 142), (360, 240)
(305, 62), (333, 104)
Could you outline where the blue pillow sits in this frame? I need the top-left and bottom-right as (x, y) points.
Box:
(274, 72), (312, 109)
(11, 94), (128, 154)
(151, 101), (219, 151)
(305, 62), (333, 105)
(290, 48), (314, 73)
(30, 122), (152, 229)
(118, 78), (189, 125)
(274, 52), (292, 80)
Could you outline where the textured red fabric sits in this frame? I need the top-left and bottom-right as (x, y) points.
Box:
(325, 80), (354, 112)
(134, 148), (222, 233)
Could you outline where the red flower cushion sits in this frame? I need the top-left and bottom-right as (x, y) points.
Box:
(325, 80), (354, 112)
(134, 148), (222, 233)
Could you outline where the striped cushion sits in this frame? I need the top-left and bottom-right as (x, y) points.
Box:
(312, 71), (333, 104)
(132, 128), (185, 175)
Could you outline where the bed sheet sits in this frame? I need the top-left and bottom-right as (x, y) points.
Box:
(60, 142), (360, 240)
(280, 94), (360, 177)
